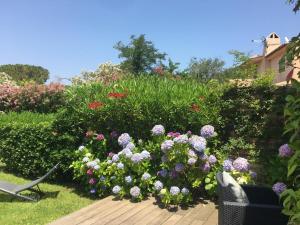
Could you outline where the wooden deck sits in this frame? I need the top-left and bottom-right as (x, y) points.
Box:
(49, 196), (218, 225)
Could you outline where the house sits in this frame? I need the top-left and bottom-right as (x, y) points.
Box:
(249, 32), (300, 85)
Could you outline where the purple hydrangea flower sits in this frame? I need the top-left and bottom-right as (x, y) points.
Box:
(233, 157), (249, 172)
(118, 133), (131, 147)
(174, 134), (189, 144)
(161, 140), (174, 153)
(131, 153), (142, 164)
(188, 149), (197, 158)
(157, 169), (168, 177)
(208, 155), (217, 164)
(154, 181), (163, 191)
(272, 182), (287, 195)
(130, 186), (141, 198)
(181, 187), (190, 195)
(199, 153), (208, 161)
(112, 154), (119, 162)
(117, 162), (124, 169)
(112, 185), (121, 194)
(151, 125), (165, 136)
(170, 186), (180, 196)
(122, 148), (133, 158)
(125, 175), (132, 184)
(202, 162), (211, 172)
(96, 134), (105, 141)
(278, 144), (293, 158)
(250, 171), (257, 179)
(86, 161), (97, 168)
(167, 132), (181, 138)
(141, 172), (151, 181)
(110, 131), (118, 139)
(94, 164), (100, 170)
(189, 135), (207, 152)
(223, 159), (233, 172)
(107, 159), (112, 164)
(175, 163), (185, 172)
(100, 176), (106, 182)
(90, 189), (96, 194)
(141, 150), (151, 160)
(126, 142), (135, 150)
(188, 158), (197, 165)
(169, 170), (178, 179)
(200, 125), (215, 138)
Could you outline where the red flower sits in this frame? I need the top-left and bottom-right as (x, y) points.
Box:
(88, 101), (104, 110)
(107, 92), (127, 99)
(153, 66), (164, 76)
(191, 103), (200, 112)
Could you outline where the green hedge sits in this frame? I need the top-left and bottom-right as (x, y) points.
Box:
(0, 112), (75, 178)
(53, 77), (224, 144)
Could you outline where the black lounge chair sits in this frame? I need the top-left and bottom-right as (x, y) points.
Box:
(216, 172), (289, 225)
(0, 163), (59, 201)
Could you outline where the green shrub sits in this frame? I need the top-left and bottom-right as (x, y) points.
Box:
(54, 76), (224, 145)
(0, 112), (75, 178)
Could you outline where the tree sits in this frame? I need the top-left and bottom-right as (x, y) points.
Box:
(165, 58), (180, 74)
(0, 64), (49, 84)
(287, 0), (300, 12)
(219, 50), (258, 80)
(187, 57), (225, 81)
(114, 35), (166, 75)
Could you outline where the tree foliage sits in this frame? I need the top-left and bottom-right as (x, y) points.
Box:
(287, 0), (300, 12)
(187, 57), (225, 81)
(114, 35), (166, 75)
(0, 64), (49, 84)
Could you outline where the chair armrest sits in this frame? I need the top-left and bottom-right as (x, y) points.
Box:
(241, 185), (280, 205)
(222, 201), (288, 225)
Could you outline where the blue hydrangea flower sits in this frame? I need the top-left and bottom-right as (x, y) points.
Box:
(141, 150), (151, 159)
(94, 164), (100, 170)
(117, 162), (124, 169)
(199, 153), (208, 160)
(90, 189), (96, 194)
(170, 186), (180, 196)
(175, 163), (185, 172)
(126, 142), (135, 150)
(141, 172), (151, 180)
(174, 134), (189, 144)
(181, 187), (190, 195)
(107, 159), (112, 164)
(86, 161), (97, 168)
(208, 155), (217, 164)
(112, 154), (119, 162)
(161, 140), (174, 153)
(278, 144), (293, 158)
(189, 135), (207, 152)
(118, 133), (131, 147)
(123, 148), (133, 158)
(272, 182), (286, 195)
(112, 185), (121, 194)
(100, 176), (106, 182)
(125, 175), (132, 184)
(188, 158), (197, 165)
(233, 157), (249, 172)
(154, 181), (163, 191)
(200, 125), (215, 138)
(151, 125), (165, 136)
(82, 157), (89, 162)
(157, 169), (168, 177)
(130, 186), (141, 198)
(223, 159), (233, 172)
(78, 145), (85, 151)
(250, 171), (257, 179)
(131, 153), (142, 164)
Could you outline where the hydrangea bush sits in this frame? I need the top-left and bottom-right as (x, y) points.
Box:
(71, 124), (255, 206)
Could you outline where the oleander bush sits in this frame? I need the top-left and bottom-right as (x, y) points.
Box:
(0, 112), (75, 178)
(71, 124), (255, 206)
(54, 76), (224, 146)
(0, 82), (65, 113)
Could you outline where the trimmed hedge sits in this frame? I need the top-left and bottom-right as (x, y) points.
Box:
(0, 112), (75, 178)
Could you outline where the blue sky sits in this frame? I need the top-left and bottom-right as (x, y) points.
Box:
(0, 0), (299, 82)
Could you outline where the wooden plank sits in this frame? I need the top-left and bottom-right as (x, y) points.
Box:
(161, 214), (183, 225)
(79, 200), (131, 225)
(121, 203), (159, 224)
(202, 210), (218, 225)
(48, 196), (115, 225)
(105, 199), (154, 225)
(146, 209), (173, 225)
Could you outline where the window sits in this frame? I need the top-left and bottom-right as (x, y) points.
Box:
(279, 56), (286, 73)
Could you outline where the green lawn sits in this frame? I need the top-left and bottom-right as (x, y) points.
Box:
(0, 166), (94, 225)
